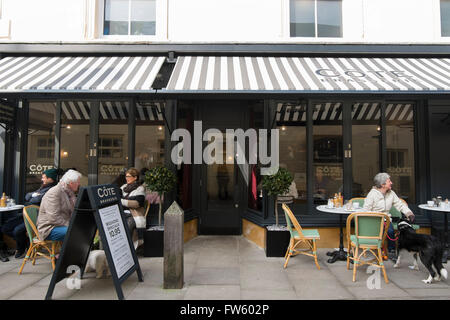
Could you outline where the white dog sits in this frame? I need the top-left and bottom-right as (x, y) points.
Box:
(85, 250), (111, 279)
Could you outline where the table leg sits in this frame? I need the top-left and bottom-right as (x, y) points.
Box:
(443, 212), (449, 264)
(327, 214), (347, 263)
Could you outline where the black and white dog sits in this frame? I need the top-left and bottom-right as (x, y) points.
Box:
(393, 217), (448, 284)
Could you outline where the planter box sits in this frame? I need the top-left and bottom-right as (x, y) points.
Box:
(144, 228), (164, 257)
(265, 228), (290, 257)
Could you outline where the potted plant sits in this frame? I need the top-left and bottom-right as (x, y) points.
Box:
(143, 166), (177, 257)
(261, 167), (294, 257)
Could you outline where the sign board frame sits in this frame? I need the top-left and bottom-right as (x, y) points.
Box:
(45, 184), (144, 300)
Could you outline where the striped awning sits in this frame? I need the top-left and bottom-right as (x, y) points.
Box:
(166, 56), (450, 93)
(276, 102), (413, 123)
(61, 101), (164, 121)
(0, 56), (165, 93)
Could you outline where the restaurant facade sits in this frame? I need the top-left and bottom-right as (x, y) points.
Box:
(1, 0), (450, 248)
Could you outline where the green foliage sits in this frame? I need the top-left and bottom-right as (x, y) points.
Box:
(261, 167), (293, 197)
(144, 166), (177, 195)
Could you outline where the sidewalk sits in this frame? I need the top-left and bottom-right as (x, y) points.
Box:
(0, 235), (449, 300)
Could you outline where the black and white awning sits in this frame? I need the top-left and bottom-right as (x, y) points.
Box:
(61, 101), (164, 121)
(166, 56), (450, 93)
(276, 102), (413, 123)
(0, 56), (165, 93)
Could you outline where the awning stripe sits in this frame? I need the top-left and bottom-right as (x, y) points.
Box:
(0, 56), (165, 92)
(166, 56), (450, 92)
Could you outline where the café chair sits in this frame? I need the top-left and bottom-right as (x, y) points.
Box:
(144, 200), (150, 218)
(346, 211), (390, 283)
(18, 205), (62, 275)
(349, 197), (365, 208)
(282, 203), (320, 270)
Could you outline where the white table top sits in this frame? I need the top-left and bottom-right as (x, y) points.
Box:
(418, 204), (450, 213)
(316, 205), (365, 215)
(0, 205), (24, 212)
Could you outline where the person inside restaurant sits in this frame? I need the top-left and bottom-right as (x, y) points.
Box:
(1, 168), (58, 259)
(363, 172), (415, 254)
(120, 168), (146, 249)
(37, 169), (81, 242)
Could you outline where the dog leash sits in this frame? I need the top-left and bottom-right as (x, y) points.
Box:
(384, 221), (399, 241)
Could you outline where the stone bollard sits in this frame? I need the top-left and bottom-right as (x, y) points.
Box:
(163, 201), (184, 289)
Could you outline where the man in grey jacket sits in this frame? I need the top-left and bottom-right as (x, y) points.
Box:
(37, 169), (81, 241)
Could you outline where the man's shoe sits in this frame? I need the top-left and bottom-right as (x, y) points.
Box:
(15, 250), (26, 259)
(0, 251), (9, 262)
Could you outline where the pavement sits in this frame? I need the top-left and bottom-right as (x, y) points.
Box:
(0, 235), (449, 300)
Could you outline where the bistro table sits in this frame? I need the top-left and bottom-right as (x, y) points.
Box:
(316, 204), (364, 263)
(418, 203), (450, 263)
(0, 205), (25, 262)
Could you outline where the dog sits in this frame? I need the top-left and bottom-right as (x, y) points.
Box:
(85, 250), (111, 279)
(394, 217), (448, 284)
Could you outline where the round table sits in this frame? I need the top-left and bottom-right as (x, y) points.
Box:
(0, 205), (24, 262)
(418, 204), (450, 263)
(316, 205), (365, 263)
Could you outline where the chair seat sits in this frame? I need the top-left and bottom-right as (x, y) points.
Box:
(293, 229), (320, 239)
(350, 235), (381, 247)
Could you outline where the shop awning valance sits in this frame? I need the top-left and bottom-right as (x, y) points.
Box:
(0, 56), (165, 93)
(166, 56), (450, 93)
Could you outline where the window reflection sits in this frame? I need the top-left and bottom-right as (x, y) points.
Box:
(248, 101), (264, 212)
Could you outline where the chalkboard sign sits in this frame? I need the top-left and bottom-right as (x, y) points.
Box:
(45, 184), (143, 300)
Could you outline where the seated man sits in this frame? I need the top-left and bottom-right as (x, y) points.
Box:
(363, 172), (415, 253)
(1, 168), (58, 259)
(37, 169), (81, 242)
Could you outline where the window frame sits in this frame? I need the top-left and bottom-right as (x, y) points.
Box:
(98, 0), (167, 40)
(440, 0), (450, 37)
(287, 0), (343, 39)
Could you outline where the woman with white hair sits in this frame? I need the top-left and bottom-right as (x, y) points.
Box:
(37, 169), (82, 241)
(363, 172), (415, 252)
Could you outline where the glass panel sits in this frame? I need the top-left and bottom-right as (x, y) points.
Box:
(176, 102), (193, 210)
(99, 102), (129, 185)
(441, 0), (450, 36)
(27, 102), (57, 194)
(130, 0), (156, 35)
(276, 102), (307, 214)
(104, 0), (129, 35)
(317, 0), (342, 37)
(351, 103), (381, 197)
(313, 102), (343, 204)
(248, 101), (265, 212)
(60, 101), (89, 187)
(386, 103), (415, 204)
(290, 0), (315, 37)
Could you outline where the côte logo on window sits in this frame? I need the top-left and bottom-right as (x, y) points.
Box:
(29, 164), (54, 175)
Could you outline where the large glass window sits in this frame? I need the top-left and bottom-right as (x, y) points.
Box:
(276, 101), (307, 212)
(60, 101), (90, 187)
(313, 102), (343, 204)
(386, 103), (415, 204)
(290, 0), (342, 37)
(351, 102), (381, 197)
(98, 102), (129, 185)
(104, 0), (156, 36)
(441, 0), (450, 36)
(26, 102), (57, 194)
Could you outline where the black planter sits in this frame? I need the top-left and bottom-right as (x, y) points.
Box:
(144, 229), (164, 257)
(265, 228), (290, 257)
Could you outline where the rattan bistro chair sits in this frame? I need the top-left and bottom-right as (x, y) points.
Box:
(346, 211), (390, 283)
(18, 205), (62, 275)
(282, 203), (320, 270)
(349, 197), (365, 208)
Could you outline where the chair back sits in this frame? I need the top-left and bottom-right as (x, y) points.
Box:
(389, 198), (407, 219)
(282, 203), (304, 239)
(144, 200), (150, 218)
(350, 197), (365, 208)
(22, 205), (41, 242)
(351, 212), (389, 246)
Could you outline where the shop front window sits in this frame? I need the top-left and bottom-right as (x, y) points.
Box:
(60, 101), (90, 187)
(276, 101), (307, 212)
(27, 102), (57, 193)
(290, 0), (342, 38)
(351, 102), (381, 197)
(385, 103), (415, 204)
(441, 0), (450, 37)
(313, 102), (343, 204)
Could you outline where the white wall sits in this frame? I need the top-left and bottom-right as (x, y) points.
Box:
(0, 0), (446, 43)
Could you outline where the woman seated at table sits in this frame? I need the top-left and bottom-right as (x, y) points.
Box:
(363, 172), (415, 253)
(120, 168), (146, 249)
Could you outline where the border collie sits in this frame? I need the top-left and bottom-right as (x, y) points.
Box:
(394, 218), (448, 284)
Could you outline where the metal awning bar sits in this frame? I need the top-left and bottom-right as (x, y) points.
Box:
(0, 56), (166, 93)
(165, 56), (450, 93)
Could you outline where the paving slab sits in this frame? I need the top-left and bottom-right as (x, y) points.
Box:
(184, 285), (241, 300)
(0, 272), (49, 299)
(190, 267), (240, 286)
